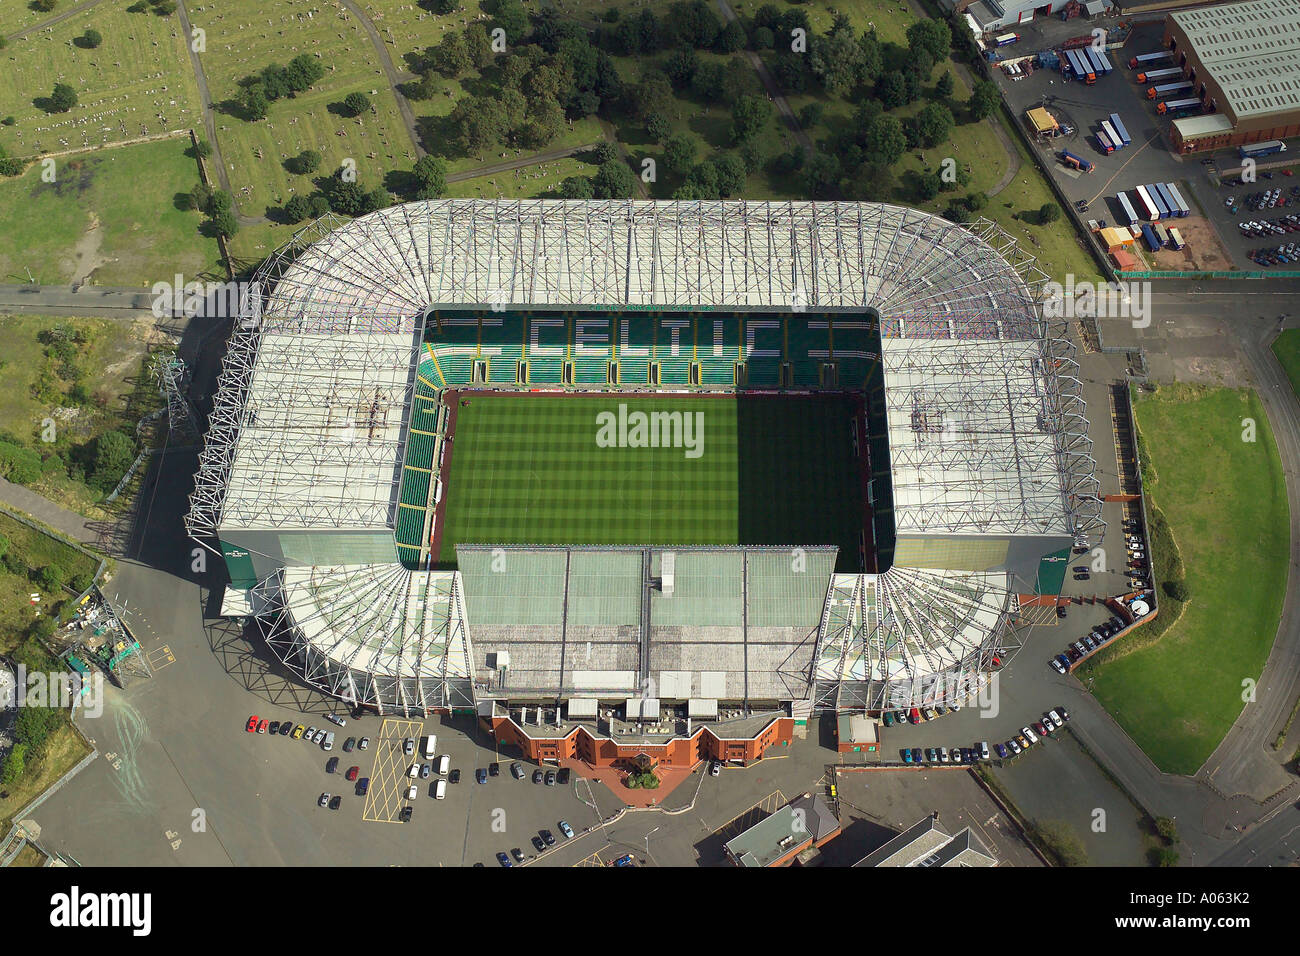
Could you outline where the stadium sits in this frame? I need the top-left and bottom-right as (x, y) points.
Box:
(187, 200), (1101, 765)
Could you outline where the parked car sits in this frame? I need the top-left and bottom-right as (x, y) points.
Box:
(328, 795), (342, 811)
(343, 737), (355, 752)
(317, 792), (330, 807)
(268, 720), (280, 735)
(406, 785), (418, 800)
(510, 762), (525, 780)
(489, 762), (501, 777)
(532, 769), (544, 784)
(419, 763), (431, 779)
(1057, 705), (1071, 722)
(924, 747), (937, 763)
(1033, 721), (1048, 737)
(936, 746), (949, 763)
(908, 708), (922, 725)
(346, 765), (359, 781)
(325, 713), (345, 727)
(882, 711), (895, 727)
(557, 767), (571, 784)
(1007, 739), (1022, 755)
(1049, 657), (1066, 674)
(292, 724), (305, 739)
(511, 847), (525, 864)
(399, 806), (413, 823)
(322, 731), (334, 751)
(1022, 726), (1039, 745)
(1056, 653), (1072, 670)
(496, 851), (512, 868)
(977, 741), (990, 760)
(1042, 715), (1056, 732)
(476, 768), (488, 784)
(450, 769), (461, 784)
(278, 722), (292, 736)
(356, 777), (369, 796)
(540, 829), (556, 847)
(403, 738), (415, 756)
(246, 715), (259, 732)
(305, 726), (318, 741)
(326, 757), (339, 774)
(358, 737), (370, 750)
(901, 748), (913, 764)
(994, 742), (1008, 759)
(257, 719), (269, 734)
(910, 747), (923, 763)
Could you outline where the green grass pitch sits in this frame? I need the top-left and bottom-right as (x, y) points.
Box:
(435, 393), (866, 569)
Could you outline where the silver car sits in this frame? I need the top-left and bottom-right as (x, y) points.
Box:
(323, 731), (335, 751)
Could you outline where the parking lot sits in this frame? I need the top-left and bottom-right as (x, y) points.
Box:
(990, 19), (1300, 271)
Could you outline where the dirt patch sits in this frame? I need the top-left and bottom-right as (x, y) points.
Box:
(67, 213), (114, 285)
(1149, 216), (1236, 272)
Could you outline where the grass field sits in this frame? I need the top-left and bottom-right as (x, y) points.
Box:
(0, 720), (91, 836)
(0, 5), (201, 157)
(1080, 384), (1288, 774)
(436, 392), (865, 567)
(0, 137), (220, 286)
(1271, 329), (1300, 396)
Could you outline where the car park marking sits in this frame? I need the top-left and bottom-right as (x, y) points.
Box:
(360, 718), (422, 823)
(146, 645), (175, 669)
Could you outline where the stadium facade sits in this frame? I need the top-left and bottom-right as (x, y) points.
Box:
(188, 200), (1101, 765)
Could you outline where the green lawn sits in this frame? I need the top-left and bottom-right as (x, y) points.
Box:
(436, 392), (864, 567)
(1081, 384), (1288, 774)
(1271, 329), (1300, 396)
(0, 137), (219, 286)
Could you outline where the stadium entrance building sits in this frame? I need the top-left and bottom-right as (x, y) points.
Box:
(188, 201), (1101, 769)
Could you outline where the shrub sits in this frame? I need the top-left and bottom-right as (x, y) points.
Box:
(36, 564), (67, 593)
(78, 28), (103, 49)
(88, 430), (135, 491)
(1163, 579), (1190, 602)
(1038, 202), (1061, 225)
(0, 744), (26, 786)
(285, 149), (322, 175)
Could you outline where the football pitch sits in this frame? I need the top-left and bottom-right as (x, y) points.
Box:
(434, 393), (866, 569)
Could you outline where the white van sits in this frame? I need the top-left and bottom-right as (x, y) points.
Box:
(406, 785), (418, 800)
(408, 763), (421, 778)
(434, 779), (447, 800)
(436, 754), (450, 775)
(423, 735), (438, 759)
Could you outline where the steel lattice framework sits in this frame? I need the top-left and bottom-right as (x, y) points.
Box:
(186, 200), (1102, 714)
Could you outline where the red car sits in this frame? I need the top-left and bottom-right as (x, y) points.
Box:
(246, 715), (259, 732)
(346, 766), (359, 781)
(256, 719), (269, 734)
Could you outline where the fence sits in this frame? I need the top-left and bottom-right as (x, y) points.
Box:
(1117, 270), (1300, 279)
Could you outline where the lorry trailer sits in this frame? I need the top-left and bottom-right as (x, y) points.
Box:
(1147, 80), (1193, 99)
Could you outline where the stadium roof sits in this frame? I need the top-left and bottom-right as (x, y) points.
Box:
(192, 200), (1099, 714)
(1169, 0), (1300, 121)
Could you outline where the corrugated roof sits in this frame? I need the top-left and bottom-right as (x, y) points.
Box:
(1170, 0), (1300, 120)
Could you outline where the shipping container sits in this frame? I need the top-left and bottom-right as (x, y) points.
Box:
(1134, 185), (1160, 221)
(1145, 184), (1170, 219)
(1129, 51), (1174, 69)
(995, 32), (1021, 46)
(1164, 182), (1190, 217)
(1061, 149), (1095, 172)
(1100, 121), (1124, 149)
(1152, 183), (1181, 219)
(1147, 81), (1194, 99)
(1239, 140), (1288, 158)
(1137, 67), (1181, 83)
(1116, 191), (1140, 226)
(1108, 113), (1131, 147)
(1157, 96), (1203, 116)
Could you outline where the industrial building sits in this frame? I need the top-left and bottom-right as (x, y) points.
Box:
(943, 0), (1113, 35)
(187, 199), (1100, 773)
(854, 815), (998, 867)
(1161, 0), (1300, 153)
(723, 793), (842, 867)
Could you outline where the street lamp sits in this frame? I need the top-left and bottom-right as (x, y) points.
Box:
(644, 826), (660, 858)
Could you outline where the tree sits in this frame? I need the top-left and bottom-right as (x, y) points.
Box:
(48, 83), (78, 113)
(644, 112), (670, 144)
(285, 53), (326, 93)
(286, 149), (322, 175)
(628, 71), (673, 121)
(588, 141), (619, 167)
(558, 175), (595, 199)
(729, 95), (771, 144)
(669, 0), (721, 48)
(342, 91), (372, 117)
(192, 139), (213, 159)
(751, 26), (774, 50)
(716, 19), (745, 53)
(916, 170), (942, 201)
(242, 87), (269, 121)
(89, 430), (134, 491)
(810, 29), (873, 97)
(32, 0), (58, 11)
(592, 159), (637, 199)
(911, 102), (954, 148)
(861, 113), (906, 165)
(877, 71), (907, 110)
(283, 195), (313, 222)
(690, 61), (725, 100)
(517, 99), (564, 149)
(664, 48), (698, 90)
(361, 187), (389, 214)
(1155, 817), (1180, 844)
(798, 102), (824, 129)
(420, 0), (457, 12)
(0, 744), (26, 786)
(0, 157), (24, 177)
(152, 0), (177, 13)
(662, 134), (696, 176)
(36, 564), (66, 593)
(714, 153), (746, 197)
(322, 179), (368, 215)
(683, 161), (719, 199)
(412, 154), (447, 200)
(1038, 202), (1061, 225)
(907, 19), (951, 65)
(433, 32), (471, 77)
(968, 80), (1001, 121)
(79, 28), (103, 49)
(936, 72), (954, 98)
(463, 23), (494, 69)
(802, 153), (842, 199)
(490, 0), (530, 43)
(189, 181), (215, 213)
(448, 96), (506, 153)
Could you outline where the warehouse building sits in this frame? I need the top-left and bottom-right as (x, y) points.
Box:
(1162, 0), (1300, 153)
